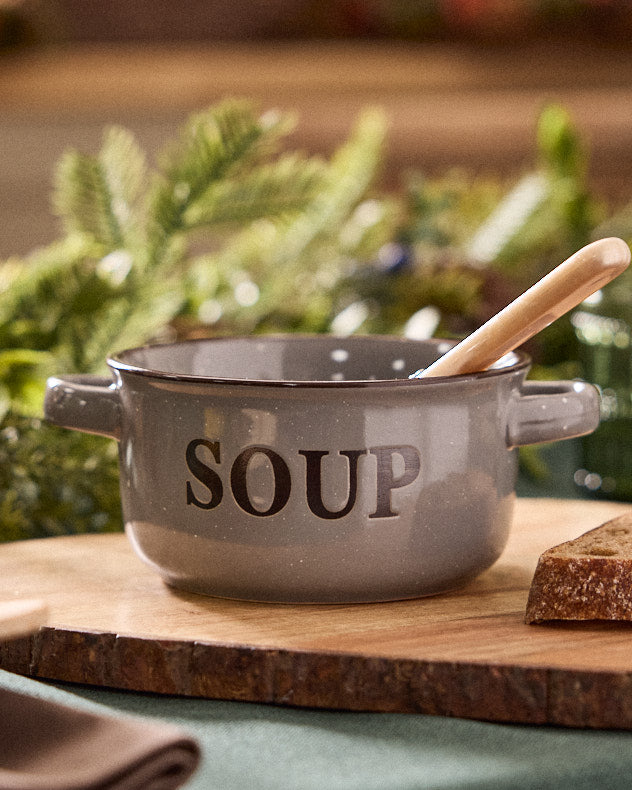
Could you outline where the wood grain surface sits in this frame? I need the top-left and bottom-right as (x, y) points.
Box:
(0, 599), (47, 641)
(2, 497), (632, 728)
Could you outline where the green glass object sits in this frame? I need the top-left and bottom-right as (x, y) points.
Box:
(572, 270), (632, 500)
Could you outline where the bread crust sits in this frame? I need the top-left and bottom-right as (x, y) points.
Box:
(525, 512), (632, 623)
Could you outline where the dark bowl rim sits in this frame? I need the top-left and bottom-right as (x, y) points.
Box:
(107, 334), (532, 388)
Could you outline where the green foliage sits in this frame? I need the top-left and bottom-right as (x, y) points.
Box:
(54, 126), (147, 250)
(1, 99), (630, 539)
(0, 414), (121, 541)
(375, 104), (603, 353)
(183, 153), (326, 229)
(0, 100), (390, 539)
(181, 107), (389, 334)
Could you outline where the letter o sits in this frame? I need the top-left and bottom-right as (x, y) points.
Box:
(230, 446), (291, 516)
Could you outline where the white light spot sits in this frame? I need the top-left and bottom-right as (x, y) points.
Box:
(198, 299), (223, 324)
(574, 469), (588, 486)
(404, 306), (441, 340)
(377, 242), (402, 269)
(173, 181), (191, 202)
(391, 358), (405, 371)
(583, 290), (603, 306)
(585, 472), (602, 491)
(112, 197), (130, 224)
(234, 280), (260, 307)
(490, 352), (516, 369)
(330, 348), (349, 363)
(467, 173), (547, 265)
(353, 199), (384, 228)
(330, 301), (369, 336)
(97, 250), (133, 286)
(259, 109), (281, 130)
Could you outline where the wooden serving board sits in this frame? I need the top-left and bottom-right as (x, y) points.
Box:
(0, 599), (47, 641)
(2, 498), (632, 728)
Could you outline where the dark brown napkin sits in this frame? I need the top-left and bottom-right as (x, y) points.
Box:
(0, 685), (200, 790)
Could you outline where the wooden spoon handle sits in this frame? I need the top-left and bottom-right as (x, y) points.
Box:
(413, 237), (631, 379)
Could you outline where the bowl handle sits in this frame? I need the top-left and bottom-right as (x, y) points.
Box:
(506, 380), (600, 448)
(44, 374), (121, 440)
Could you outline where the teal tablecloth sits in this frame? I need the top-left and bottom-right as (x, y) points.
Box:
(2, 668), (632, 790)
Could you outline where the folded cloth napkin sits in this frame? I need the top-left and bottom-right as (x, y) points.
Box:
(0, 684), (200, 790)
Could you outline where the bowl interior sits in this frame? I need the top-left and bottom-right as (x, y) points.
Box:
(111, 336), (524, 384)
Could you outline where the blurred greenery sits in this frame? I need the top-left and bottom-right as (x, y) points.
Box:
(0, 99), (630, 540)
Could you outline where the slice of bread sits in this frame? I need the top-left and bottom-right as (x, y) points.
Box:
(525, 512), (632, 624)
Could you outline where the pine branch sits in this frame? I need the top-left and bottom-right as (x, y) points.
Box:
(98, 126), (148, 246)
(183, 153), (325, 229)
(79, 282), (183, 371)
(226, 108), (386, 270)
(53, 150), (121, 246)
(53, 127), (147, 250)
(147, 102), (290, 255)
(183, 108), (388, 331)
(0, 234), (99, 351)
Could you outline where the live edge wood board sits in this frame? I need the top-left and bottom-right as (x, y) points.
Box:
(2, 497), (632, 729)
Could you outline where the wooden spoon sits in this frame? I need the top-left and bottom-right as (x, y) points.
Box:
(410, 237), (631, 379)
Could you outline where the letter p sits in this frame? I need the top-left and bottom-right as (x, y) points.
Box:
(369, 445), (420, 519)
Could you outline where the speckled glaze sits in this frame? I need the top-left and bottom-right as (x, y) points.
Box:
(44, 336), (600, 603)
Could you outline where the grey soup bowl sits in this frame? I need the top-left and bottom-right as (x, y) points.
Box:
(44, 335), (600, 603)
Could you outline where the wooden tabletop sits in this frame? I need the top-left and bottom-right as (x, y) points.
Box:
(2, 497), (632, 728)
(0, 599), (46, 641)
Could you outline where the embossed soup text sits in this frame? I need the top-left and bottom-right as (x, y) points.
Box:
(185, 440), (420, 519)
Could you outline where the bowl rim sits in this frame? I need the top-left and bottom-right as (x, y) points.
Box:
(107, 334), (532, 388)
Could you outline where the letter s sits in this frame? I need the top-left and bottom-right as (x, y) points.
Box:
(186, 439), (223, 510)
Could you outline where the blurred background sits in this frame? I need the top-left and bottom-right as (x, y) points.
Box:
(3, 0), (632, 255)
(3, 0), (632, 538)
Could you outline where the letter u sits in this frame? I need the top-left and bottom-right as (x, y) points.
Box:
(299, 450), (365, 519)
